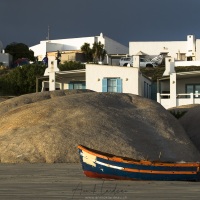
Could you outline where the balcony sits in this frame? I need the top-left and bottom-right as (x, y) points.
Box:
(157, 93), (200, 109)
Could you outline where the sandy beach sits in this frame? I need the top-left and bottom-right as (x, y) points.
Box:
(0, 163), (200, 200)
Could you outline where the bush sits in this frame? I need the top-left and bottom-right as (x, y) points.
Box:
(0, 64), (46, 95)
(140, 66), (165, 81)
(169, 110), (187, 119)
(58, 61), (85, 71)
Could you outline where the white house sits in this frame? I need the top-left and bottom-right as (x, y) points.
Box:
(157, 57), (200, 109)
(0, 52), (12, 67)
(40, 56), (152, 99)
(0, 41), (12, 67)
(129, 35), (200, 63)
(30, 33), (128, 65)
(86, 63), (151, 97)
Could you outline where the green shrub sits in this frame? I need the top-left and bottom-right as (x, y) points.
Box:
(0, 64), (46, 95)
(169, 110), (187, 119)
(58, 61), (85, 71)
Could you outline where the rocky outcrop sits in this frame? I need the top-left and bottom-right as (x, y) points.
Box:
(0, 90), (199, 163)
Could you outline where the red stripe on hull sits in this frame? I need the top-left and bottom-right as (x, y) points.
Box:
(84, 170), (136, 180)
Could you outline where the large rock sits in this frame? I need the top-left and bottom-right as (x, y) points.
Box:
(179, 105), (200, 153)
(0, 90), (199, 163)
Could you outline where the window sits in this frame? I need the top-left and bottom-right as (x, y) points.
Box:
(69, 81), (86, 90)
(187, 57), (193, 61)
(180, 53), (186, 61)
(108, 79), (117, 92)
(73, 84), (83, 89)
(140, 58), (145, 62)
(186, 84), (200, 98)
(177, 53), (186, 60)
(102, 78), (122, 93)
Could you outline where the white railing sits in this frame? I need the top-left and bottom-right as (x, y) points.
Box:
(157, 93), (200, 109)
(160, 93), (170, 98)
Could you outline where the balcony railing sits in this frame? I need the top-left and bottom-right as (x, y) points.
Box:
(157, 93), (200, 109)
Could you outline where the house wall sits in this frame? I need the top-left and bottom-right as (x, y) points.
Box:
(195, 39), (200, 61)
(41, 58), (151, 97)
(47, 51), (85, 63)
(140, 75), (152, 97)
(129, 35), (200, 62)
(104, 36), (128, 65)
(42, 75), (85, 91)
(159, 77), (200, 94)
(175, 61), (200, 66)
(30, 43), (47, 61)
(86, 64), (138, 94)
(86, 64), (151, 96)
(104, 36), (128, 54)
(186, 35), (195, 57)
(158, 75), (200, 109)
(177, 77), (200, 93)
(30, 37), (96, 60)
(47, 36), (96, 50)
(0, 53), (12, 67)
(61, 53), (76, 62)
(60, 52), (85, 63)
(129, 41), (186, 60)
(59, 76), (85, 90)
(46, 43), (64, 52)
(29, 33), (128, 64)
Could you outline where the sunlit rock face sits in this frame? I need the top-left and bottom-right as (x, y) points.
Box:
(0, 90), (199, 163)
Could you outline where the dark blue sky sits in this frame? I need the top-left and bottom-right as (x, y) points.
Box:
(1, 0), (200, 48)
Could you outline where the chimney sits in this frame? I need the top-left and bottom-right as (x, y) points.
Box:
(163, 57), (175, 76)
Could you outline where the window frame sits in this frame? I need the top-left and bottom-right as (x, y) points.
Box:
(186, 83), (200, 98)
(102, 78), (122, 93)
(69, 81), (86, 90)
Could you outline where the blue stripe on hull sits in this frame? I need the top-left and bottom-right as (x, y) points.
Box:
(81, 161), (199, 181)
(78, 149), (200, 181)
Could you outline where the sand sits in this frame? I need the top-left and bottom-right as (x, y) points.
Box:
(0, 163), (200, 200)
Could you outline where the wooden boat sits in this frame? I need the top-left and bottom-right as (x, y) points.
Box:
(78, 145), (200, 181)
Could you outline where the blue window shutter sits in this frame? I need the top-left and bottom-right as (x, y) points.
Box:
(117, 78), (122, 93)
(69, 83), (73, 90)
(102, 78), (108, 92)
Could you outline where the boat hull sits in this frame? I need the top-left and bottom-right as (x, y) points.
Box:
(78, 145), (200, 181)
